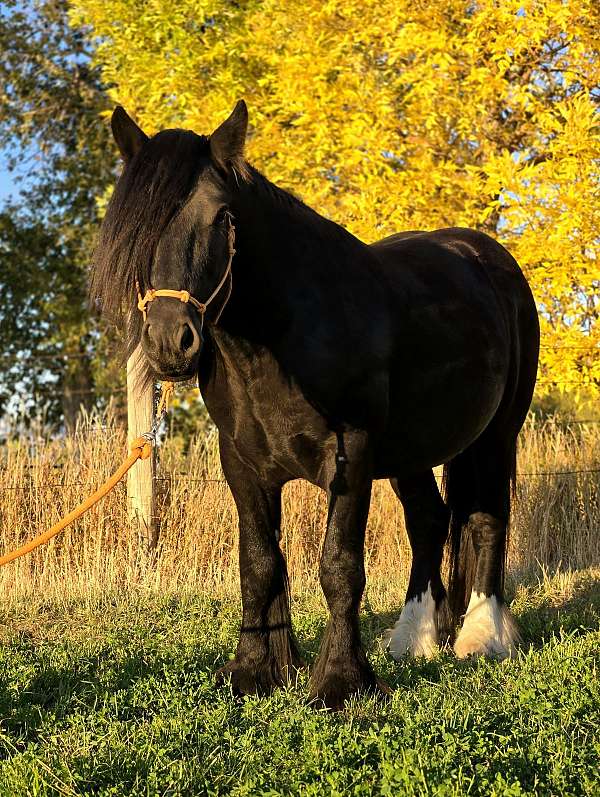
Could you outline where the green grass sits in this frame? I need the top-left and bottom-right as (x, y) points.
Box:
(0, 571), (598, 796)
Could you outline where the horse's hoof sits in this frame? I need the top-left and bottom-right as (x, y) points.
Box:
(215, 659), (277, 696)
(308, 670), (391, 711)
(454, 594), (521, 660)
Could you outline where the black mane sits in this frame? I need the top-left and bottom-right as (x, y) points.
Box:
(246, 166), (313, 216)
(90, 129), (210, 352)
(239, 164), (363, 259)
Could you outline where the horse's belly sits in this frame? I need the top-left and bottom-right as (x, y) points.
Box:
(374, 362), (506, 477)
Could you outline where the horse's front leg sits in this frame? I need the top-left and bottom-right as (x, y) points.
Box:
(216, 439), (303, 695)
(309, 431), (390, 710)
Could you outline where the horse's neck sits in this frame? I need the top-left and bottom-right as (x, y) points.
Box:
(202, 171), (391, 425)
(222, 169), (370, 337)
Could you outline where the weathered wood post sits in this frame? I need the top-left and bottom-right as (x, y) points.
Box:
(127, 346), (159, 551)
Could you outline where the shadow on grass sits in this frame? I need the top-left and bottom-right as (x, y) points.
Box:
(1, 571), (598, 749)
(0, 598), (235, 750)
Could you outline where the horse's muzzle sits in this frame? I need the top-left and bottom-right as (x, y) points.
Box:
(142, 313), (202, 380)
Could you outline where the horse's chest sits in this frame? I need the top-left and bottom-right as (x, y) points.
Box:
(203, 354), (332, 485)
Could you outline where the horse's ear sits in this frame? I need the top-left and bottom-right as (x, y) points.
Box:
(111, 106), (148, 162)
(210, 100), (248, 176)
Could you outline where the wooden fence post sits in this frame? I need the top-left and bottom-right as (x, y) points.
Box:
(127, 347), (159, 551)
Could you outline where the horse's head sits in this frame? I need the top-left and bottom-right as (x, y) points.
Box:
(91, 101), (248, 381)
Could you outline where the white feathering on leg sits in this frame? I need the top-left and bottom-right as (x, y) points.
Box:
(454, 591), (521, 660)
(383, 583), (438, 660)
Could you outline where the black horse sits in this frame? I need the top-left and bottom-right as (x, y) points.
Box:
(91, 101), (539, 709)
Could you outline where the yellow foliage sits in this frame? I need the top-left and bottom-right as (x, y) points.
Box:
(69, 0), (600, 400)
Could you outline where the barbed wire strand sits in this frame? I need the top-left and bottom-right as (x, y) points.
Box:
(4, 465), (599, 492)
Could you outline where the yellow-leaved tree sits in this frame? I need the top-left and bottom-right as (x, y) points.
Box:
(70, 0), (600, 403)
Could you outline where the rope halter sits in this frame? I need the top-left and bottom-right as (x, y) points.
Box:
(136, 212), (235, 324)
(137, 288), (207, 321)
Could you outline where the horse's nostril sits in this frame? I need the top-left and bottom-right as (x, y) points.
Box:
(179, 323), (195, 353)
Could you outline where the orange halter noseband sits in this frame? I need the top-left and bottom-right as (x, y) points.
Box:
(136, 213), (236, 324)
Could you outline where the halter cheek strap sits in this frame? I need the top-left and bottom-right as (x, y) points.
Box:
(136, 214), (235, 323)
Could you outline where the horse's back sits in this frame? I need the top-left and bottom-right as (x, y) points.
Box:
(370, 226), (537, 323)
(373, 227), (520, 275)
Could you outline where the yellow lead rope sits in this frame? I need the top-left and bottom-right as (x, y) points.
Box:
(0, 382), (174, 568)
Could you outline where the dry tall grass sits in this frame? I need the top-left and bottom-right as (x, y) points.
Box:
(0, 412), (598, 606)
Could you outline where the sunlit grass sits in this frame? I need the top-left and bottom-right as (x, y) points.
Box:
(0, 568), (597, 796)
(0, 420), (598, 794)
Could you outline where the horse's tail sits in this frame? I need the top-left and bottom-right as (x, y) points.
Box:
(442, 441), (517, 623)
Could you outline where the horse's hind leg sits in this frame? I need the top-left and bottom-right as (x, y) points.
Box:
(215, 436), (303, 695)
(383, 470), (450, 659)
(449, 436), (521, 659)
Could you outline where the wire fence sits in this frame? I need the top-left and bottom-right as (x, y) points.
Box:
(2, 413), (600, 486)
(2, 464), (600, 490)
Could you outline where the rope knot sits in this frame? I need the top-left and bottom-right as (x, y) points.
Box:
(130, 436), (153, 459)
(136, 283), (157, 321)
(157, 381), (175, 415)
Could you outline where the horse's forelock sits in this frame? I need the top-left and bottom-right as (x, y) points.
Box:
(89, 130), (211, 358)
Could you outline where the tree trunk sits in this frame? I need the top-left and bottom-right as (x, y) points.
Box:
(62, 354), (94, 433)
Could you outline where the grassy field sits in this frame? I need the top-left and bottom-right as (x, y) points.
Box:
(0, 568), (598, 796)
(0, 416), (599, 794)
